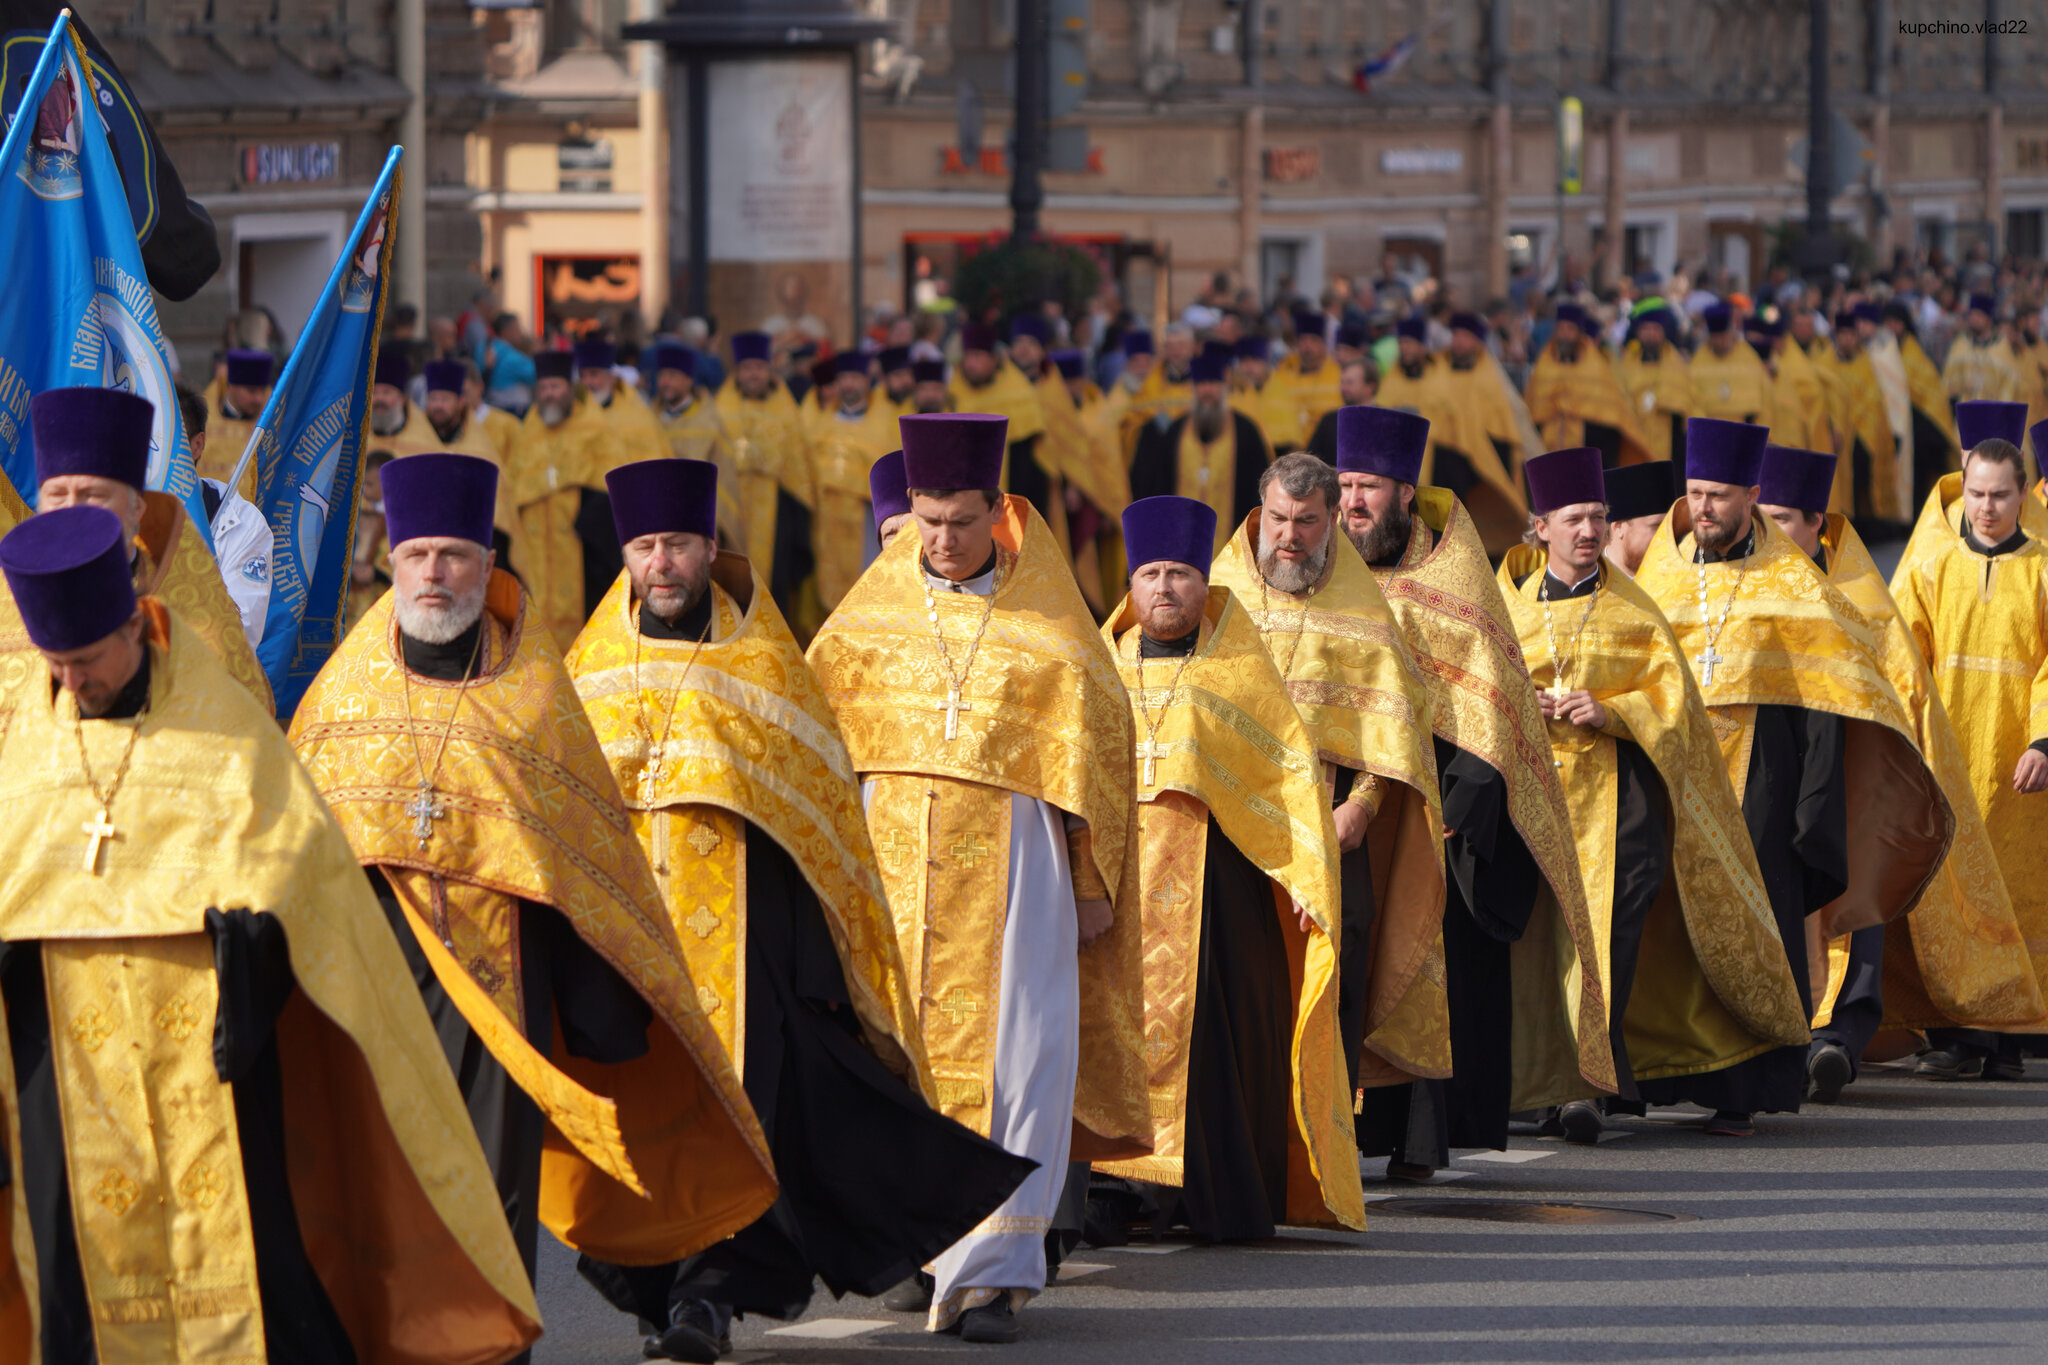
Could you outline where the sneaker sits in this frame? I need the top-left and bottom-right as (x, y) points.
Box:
(880, 1271), (934, 1313)
(653, 1299), (730, 1363)
(1558, 1099), (1603, 1145)
(959, 1296), (1022, 1344)
(1807, 1043), (1853, 1104)
(1915, 1049), (1986, 1081)
(1702, 1110), (1754, 1137)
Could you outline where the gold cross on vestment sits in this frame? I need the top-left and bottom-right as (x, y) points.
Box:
(686, 822), (721, 856)
(1135, 738), (1167, 787)
(1148, 873), (1189, 912)
(936, 685), (972, 742)
(937, 987), (979, 1024)
(950, 835), (990, 869)
(877, 828), (915, 871)
(685, 904), (720, 939)
(79, 807), (117, 875)
(406, 783), (446, 849)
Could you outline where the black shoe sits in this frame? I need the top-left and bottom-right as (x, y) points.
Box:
(1915, 1049), (1986, 1081)
(653, 1299), (730, 1363)
(1385, 1159), (1437, 1183)
(1533, 1107), (1566, 1138)
(1702, 1110), (1754, 1137)
(881, 1272), (934, 1313)
(1558, 1100), (1603, 1145)
(959, 1296), (1022, 1344)
(1808, 1043), (1853, 1103)
(1985, 1051), (2027, 1081)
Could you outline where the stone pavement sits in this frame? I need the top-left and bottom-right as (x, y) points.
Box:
(533, 1060), (2048, 1364)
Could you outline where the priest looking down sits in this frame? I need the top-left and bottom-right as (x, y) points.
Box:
(197, 347), (271, 500)
(1130, 343), (1272, 547)
(714, 330), (815, 617)
(1615, 305), (1695, 469)
(290, 454), (779, 1358)
(807, 414), (1149, 1344)
(1346, 407), (1615, 1175)
(1759, 439), (2041, 1100)
(0, 505), (542, 1364)
(1092, 495), (1365, 1242)
(644, 342), (744, 553)
(804, 350), (900, 612)
(1892, 429), (2048, 1082)
(1496, 448), (1809, 1145)
(1634, 418), (1952, 1135)
(1206, 444), (1449, 1167)
(0, 388), (271, 712)
(565, 458), (1030, 1361)
(1601, 460), (1676, 578)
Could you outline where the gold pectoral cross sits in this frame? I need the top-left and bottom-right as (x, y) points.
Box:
(79, 807), (117, 874)
(406, 782), (446, 849)
(1547, 679), (1570, 702)
(937, 685), (972, 742)
(638, 744), (663, 804)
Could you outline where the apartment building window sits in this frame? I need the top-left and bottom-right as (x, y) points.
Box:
(2008, 210), (2043, 262)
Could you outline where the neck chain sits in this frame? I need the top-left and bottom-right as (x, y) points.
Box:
(1258, 562), (1321, 678)
(1691, 538), (1751, 689)
(1132, 632), (1199, 788)
(1538, 570), (1601, 700)
(398, 623), (484, 850)
(72, 681), (148, 876)
(633, 594), (714, 803)
(924, 552), (1007, 742)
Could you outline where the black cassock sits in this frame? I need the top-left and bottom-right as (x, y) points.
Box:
(576, 599), (1032, 1325)
(578, 826), (1034, 1323)
(1129, 411), (1272, 532)
(1356, 737), (1540, 1165)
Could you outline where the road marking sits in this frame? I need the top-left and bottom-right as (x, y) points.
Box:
(1113, 1242), (1193, 1254)
(1057, 1261), (1112, 1280)
(1457, 1149), (1553, 1164)
(766, 1319), (890, 1339)
(1596, 1129), (1635, 1142)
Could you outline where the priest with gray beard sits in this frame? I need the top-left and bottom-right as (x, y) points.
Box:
(1131, 342), (1271, 538)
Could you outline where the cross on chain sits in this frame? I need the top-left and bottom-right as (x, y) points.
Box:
(1697, 643), (1724, 687)
(1135, 738), (1167, 788)
(637, 744), (663, 804)
(937, 685), (972, 742)
(406, 782), (447, 849)
(79, 807), (117, 875)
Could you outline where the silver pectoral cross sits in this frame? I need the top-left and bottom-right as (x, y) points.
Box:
(80, 807), (117, 874)
(406, 781), (446, 849)
(1136, 738), (1165, 787)
(1697, 644), (1724, 687)
(638, 744), (663, 803)
(938, 686), (972, 742)
(1547, 679), (1570, 702)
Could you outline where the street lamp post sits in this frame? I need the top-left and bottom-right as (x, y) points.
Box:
(1011, 0), (1047, 242)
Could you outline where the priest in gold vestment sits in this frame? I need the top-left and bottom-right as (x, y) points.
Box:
(0, 504), (542, 1364)
(291, 455), (779, 1352)
(1690, 304), (1773, 427)
(1092, 496), (1363, 1239)
(195, 348), (270, 501)
(1526, 303), (1648, 467)
(1207, 450), (1451, 1153)
(504, 350), (613, 649)
(1498, 448), (1811, 1143)
(1636, 418), (1954, 1130)
(950, 322), (1057, 533)
(564, 459), (1029, 1358)
(804, 351), (900, 612)
(641, 341), (745, 553)
(1339, 408), (1615, 1168)
(0, 389), (271, 712)
(1813, 311), (1904, 521)
(1615, 307), (1696, 467)
(1129, 346), (1271, 547)
(1273, 310), (1343, 448)
(1942, 293), (2025, 405)
(1376, 315), (1530, 555)
(1046, 348), (1132, 615)
(1892, 434), (2048, 1082)
(807, 414), (1148, 1343)
(1759, 441), (2042, 1098)
(715, 331), (815, 617)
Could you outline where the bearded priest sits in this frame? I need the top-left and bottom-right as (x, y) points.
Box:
(0, 389), (271, 711)
(290, 454), (779, 1350)
(1635, 418), (1953, 1133)
(0, 505), (543, 1364)
(1759, 441), (2041, 1097)
(1206, 445), (1450, 1166)
(1496, 448), (1810, 1143)
(1343, 407), (1616, 1172)
(1093, 496), (1363, 1240)
(807, 414), (1148, 1343)
(563, 458), (1031, 1358)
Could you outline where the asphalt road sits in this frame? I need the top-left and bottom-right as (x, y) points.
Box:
(531, 1057), (2048, 1364)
